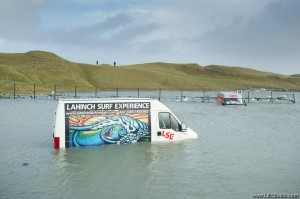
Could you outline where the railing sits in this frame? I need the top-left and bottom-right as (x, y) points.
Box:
(0, 83), (296, 104)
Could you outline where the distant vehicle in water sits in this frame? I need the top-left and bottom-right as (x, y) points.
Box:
(217, 90), (246, 106)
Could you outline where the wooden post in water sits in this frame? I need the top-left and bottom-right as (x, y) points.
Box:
(292, 93), (296, 103)
(181, 90), (183, 102)
(248, 91), (250, 103)
(33, 84), (36, 99)
(203, 91), (205, 102)
(53, 84), (56, 100)
(74, 86), (77, 99)
(95, 87), (97, 98)
(158, 89), (161, 101)
(271, 91), (273, 103)
(137, 88), (140, 98)
(13, 83), (16, 99)
(116, 88), (119, 98)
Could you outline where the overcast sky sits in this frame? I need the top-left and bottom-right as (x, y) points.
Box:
(0, 0), (299, 75)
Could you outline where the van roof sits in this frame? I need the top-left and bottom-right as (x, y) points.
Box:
(58, 98), (157, 102)
(57, 98), (169, 110)
(218, 92), (238, 95)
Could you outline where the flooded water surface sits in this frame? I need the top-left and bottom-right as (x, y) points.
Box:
(0, 93), (299, 199)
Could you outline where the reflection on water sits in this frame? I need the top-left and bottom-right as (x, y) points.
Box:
(0, 94), (300, 199)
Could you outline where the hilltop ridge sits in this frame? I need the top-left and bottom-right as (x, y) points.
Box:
(1, 51), (300, 92)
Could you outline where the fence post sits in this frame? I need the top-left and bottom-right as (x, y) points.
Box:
(33, 84), (36, 99)
(271, 91), (273, 103)
(53, 84), (56, 100)
(137, 88), (140, 98)
(292, 93), (296, 103)
(248, 91), (250, 103)
(95, 87), (97, 98)
(181, 90), (183, 102)
(158, 89), (161, 101)
(74, 86), (77, 99)
(13, 82), (16, 99)
(116, 88), (119, 98)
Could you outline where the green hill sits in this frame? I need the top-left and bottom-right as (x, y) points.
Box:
(1, 51), (300, 93)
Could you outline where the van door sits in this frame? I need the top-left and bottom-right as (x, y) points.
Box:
(156, 112), (185, 141)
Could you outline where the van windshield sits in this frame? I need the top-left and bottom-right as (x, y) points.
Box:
(224, 98), (239, 102)
(224, 98), (241, 104)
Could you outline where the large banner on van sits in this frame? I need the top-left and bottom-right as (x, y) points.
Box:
(64, 102), (151, 147)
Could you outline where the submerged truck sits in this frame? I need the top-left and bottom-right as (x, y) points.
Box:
(53, 98), (198, 148)
(217, 91), (246, 106)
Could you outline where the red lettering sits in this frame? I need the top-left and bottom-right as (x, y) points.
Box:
(161, 131), (174, 140)
(165, 132), (170, 138)
(169, 134), (174, 140)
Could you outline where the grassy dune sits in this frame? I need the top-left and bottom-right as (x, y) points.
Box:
(1, 51), (300, 93)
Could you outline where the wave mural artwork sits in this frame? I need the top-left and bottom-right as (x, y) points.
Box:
(64, 102), (151, 147)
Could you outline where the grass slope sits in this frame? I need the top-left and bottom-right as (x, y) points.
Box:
(1, 51), (300, 92)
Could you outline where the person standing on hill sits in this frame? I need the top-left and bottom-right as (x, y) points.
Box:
(114, 61), (116, 67)
(96, 60), (98, 66)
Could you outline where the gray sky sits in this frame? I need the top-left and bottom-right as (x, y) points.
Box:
(0, 0), (299, 75)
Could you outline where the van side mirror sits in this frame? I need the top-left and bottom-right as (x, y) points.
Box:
(181, 122), (187, 132)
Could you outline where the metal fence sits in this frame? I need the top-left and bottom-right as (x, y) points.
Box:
(0, 83), (296, 104)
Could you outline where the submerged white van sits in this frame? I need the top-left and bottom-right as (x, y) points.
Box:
(53, 98), (198, 148)
(217, 91), (246, 106)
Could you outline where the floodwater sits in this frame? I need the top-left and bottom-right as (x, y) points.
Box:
(0, 94), (299, 199)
